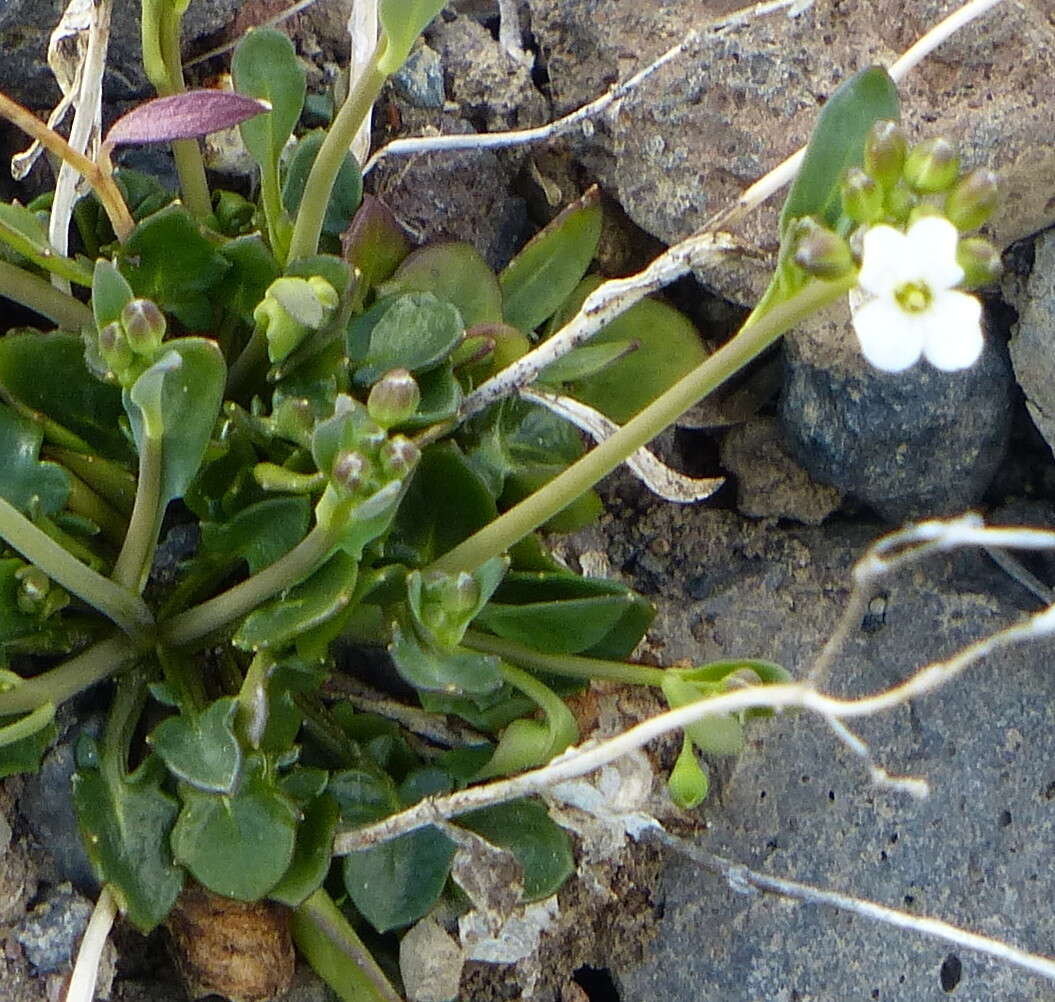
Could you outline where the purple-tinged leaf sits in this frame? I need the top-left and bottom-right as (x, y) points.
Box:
(104, 91), (271, 149)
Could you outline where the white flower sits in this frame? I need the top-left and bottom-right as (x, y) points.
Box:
(851, 216), (983, 372)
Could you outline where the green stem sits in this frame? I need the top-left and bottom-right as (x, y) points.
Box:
(111, 434), (163, 593)
(64, 469), (126, 546)
(100, 669), (147, 787)
(287, 47), (387, 262)
(429, 275), (854, 575)
(46, 448), (137, 516)
(157, 645), (207, 715)
(259, 167), (290, 265)
(291, 889), (402, 1002)
(0, 260), (93, 330)
(0, 702), (55, 747)
(0, 633), (140, 715)
(0, 498), (153, 640)
(463, 629), (666, 686)
(160, 523), (337, 648)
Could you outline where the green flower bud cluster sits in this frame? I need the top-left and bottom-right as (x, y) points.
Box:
(253, 275), (339, 364)
(416, 569), (481, 646)
(87, 297), (168, 387)
(14, 563), (68, 619)
(367, 368), (420, 428)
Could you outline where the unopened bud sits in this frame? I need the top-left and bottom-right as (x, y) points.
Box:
(272, 395), (315, 446)
(16, 565), (49, 614)
(863, 120), (907, 189)
(367, 368), (420, 427)
(331, 450), (370, 493)
(944, 168), (999, 232)
(120, 298), (166, 355)
(957, 236), (1003, 288)
(903, 137), (960, 194)
(906, 202), (944, 227)
(379, 436), (419, 478)
(98, 321), (135, 373)
(840, 167), (884, 225)
(883, 183), (918, 225)
(791, 218), (853, 280)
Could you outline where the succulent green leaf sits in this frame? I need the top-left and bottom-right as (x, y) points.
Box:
(343, 825), (455, 932)
(0, 705), (57, 778)
(667, 735), (709, 809)
(661, 673), (744, 757)
(172, 754), (298, 900)
(200, 497), (311, 575)
(328, 768), (399, 825)
(352, 293), (464, 387)
(283, 130), (363, 239)
(232, 28), (307, 170)
(216, 235), (281, 323)
(234, 551), (359, 651)
(396, 362), (461, 429)
(92, 258), (135, 330)
(389, 621), (503, 696)
(379, 243), (503, 328)
(545, 276), (709, 422)
(499, 190), (602, 333)
(148, 697), (242, 794)
(269, 794), (340, 907)
(342, 195), (411, 294)
(124, 338), (226, 507)
(460, 799), (574, 900)
(72, 752), (184, 931)
(119, 205), (231, 328)
(378, 0), (446, 75)
(0, 202), (93, 285)
(780, 66), (900, 235)
(0, 404), (70, 516)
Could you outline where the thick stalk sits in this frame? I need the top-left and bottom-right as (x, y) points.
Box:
(0, 498), (152, 639)
(160, 523), (337, 647)
(428, 275), (854, 575)
(0, 260), (93, 330)
(111, 434), (163, 592)
(287, 47), (387, 261)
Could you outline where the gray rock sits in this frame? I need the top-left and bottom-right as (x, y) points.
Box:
(1008, 228), (1055, 459)
(392, 45), (446, 109)
(14, 882), (92, 973)
(778, 305), (1012, 523)
(527, 0), (1055, 305)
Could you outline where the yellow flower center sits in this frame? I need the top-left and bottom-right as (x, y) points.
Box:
(894, 281), (932, 314)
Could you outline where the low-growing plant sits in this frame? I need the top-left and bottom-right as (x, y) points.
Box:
(0, 0), (1003, 998)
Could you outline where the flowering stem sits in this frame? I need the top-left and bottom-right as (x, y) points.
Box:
(111, 433), (163, 593)
(0, 260), (93, 330)
(428, 275), (854, 575)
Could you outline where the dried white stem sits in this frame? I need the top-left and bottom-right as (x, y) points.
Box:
(63, 884), (117, 1002)
(651, 828), (1055, 983)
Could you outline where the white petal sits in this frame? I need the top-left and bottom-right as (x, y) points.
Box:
(857, 225), (911, 296)
(851, 297), (925, 372)
(921, 290), (984, 371)
(905, 216), (963, 291)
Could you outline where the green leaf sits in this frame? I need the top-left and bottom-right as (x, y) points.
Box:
(398, 361), (461, 429)
(200, 496), (311, 574)
(269, 794), (340, 907)
(92, 258), (135, 330)
(234, 551), (359, 651)
(283, 131), (363, 239)
(545, 276), (709, 422)
(328, 767), (399, 825)
(780, 66), (900, 235)
(460, 799), (573, 900)
(232, 29), (307, 171)
(499, 190), (602, 333)
(342, 195), (411, 294)
(216, 235), (281, 324)
(0, 404), (70, 516)
(73, 753), (184, 931)
(343, 825), (455, 932)
(475, 571), (654, 657)
(149, 697), (242, 794)
(0, 202), (93, 285)
(119, 205), (232, 329)
(0, 331), (131, 461)
(0, 560), (63, 653)
(378, 0), (446, 75)
(661, 674), (744, 757)
(0, 705), (57, 778)
(667, 735), (709, 809)
(352, 293), (464, 387)
(124, 338), (226, 507)
(172, 754), (299, 900)
(379, 243), (502, 328)
(389, 621), (503, 696)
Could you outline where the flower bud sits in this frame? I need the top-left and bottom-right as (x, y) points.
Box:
(863, 120), (907, 189)
(790, 218), (854, 280)
(957, 236), (1003, 289)
(120, 298), (166, 355)
(840, 167), (885, 225)
(944, 168), (999, 232)
(331, 450), (370, 494)
(367, 368), (420, 427)
(903, 137), (960, 194)
(15, 565), (49, 615)
(213, 189), (255, 235)
(379, 436), (420, 478)
(98, 321), (135, 374)
(883, 183), (918, 225)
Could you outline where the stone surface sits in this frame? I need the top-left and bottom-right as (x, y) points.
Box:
(14, 882), (92, 973)
(778, 304), (1013, 523)
(527, 0), (1055, 304)
(556, 499), (1055, 1002)
(400, 915), (464, 1002)
(1008, 227), (1055, 460)
(392, 44), (447, 109)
